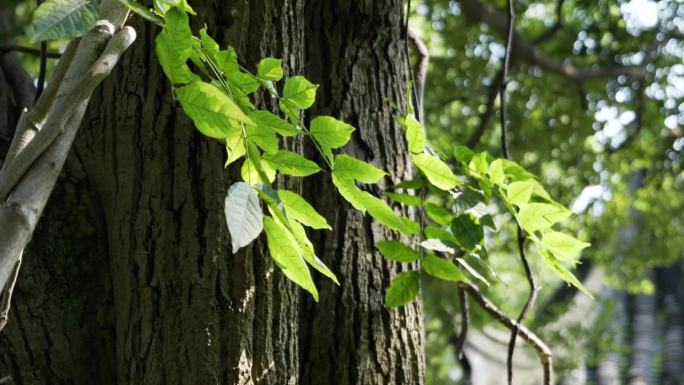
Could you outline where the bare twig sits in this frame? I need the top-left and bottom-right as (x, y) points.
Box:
(407, 30), (429, 123)
(35, 0), (47, 101)
(0, 44), (61, 59)
(459, 282), (553, 384)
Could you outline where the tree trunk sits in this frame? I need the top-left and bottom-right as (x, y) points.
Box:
(0, 1), (425, 384)
(658, 265), (684, 385)
(628, 272), (657, 385)
(595, 289), (627, 385)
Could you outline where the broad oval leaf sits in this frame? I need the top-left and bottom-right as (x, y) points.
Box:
(385, 271), (420, 308)
(403, 113), (426, 154)
(262, 150), (321, 176)
(518, 203), (572, 232)
(29, 0), (99, 43)
(423, 255), (465, 282)
(176, 81), (253, 138)
(377, 240), (420, 263)
(424, 203), (453, 226)
(507, 180), (535, 207)
(263, 216), (319, 300)
(278, 190), (331, 230)
(384, 192), (421, 206)
(283, 76), (318, 110)
(155, 7), (195, 84)
(488, 159), (505, 185)
(257, 57), (283, 81)
(310, 116), (355, 149)
(412, 153), (460, 191)
(287, 219), (339, 284)
(225, 182), (263, 253)
(538, 230), (590, 262)
(250, 110), (298, 136)
(332, 155), (387, 184)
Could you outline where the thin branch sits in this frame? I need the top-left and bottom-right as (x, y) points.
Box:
(455, 285), (469, 358)
(532, 0), (565, 45)
(35, 0), (47, 101)
(467, 67), (503, 148)
(0, 44), (61, 59)
(408, 29), (429, 123)
(458, 0), (644, 82)
(499, 0), (514, 160)
(459, 282), (553, 385)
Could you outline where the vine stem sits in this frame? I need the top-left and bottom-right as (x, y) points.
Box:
(498, 1), (545, 385)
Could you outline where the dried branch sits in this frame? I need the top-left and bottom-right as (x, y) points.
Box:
(0, 1), (135, 332)
(459, 282), (553, 385)
(408, 30), (429, 123)
(458, 0), (644, 82)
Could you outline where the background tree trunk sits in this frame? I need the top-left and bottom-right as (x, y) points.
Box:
(0, 1), (425, 384)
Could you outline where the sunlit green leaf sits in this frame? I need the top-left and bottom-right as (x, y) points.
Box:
(412, 153), (460, 191)
(518, 203), (572, 232)
(279, 190), (331, 230)
(507, 181), (535, 207)
(257, 57), (283, 81)
(283, 76), (318, 109)
(310, 116), (355, 149)
(29, 0), (99, 42)
(263, 216), (318, 300)
(333, 155), (387, 184)
(403, 114), (426, 154)
(155, 7), (196, 83)
(538, 230), (590, 262)
(262, 150), (321, 176)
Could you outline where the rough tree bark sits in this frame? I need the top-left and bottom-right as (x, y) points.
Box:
(0, 0), (424, 384)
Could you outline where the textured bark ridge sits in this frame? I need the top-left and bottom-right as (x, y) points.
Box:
(300, 1), (425, 384)
(0, 1), (425, 384)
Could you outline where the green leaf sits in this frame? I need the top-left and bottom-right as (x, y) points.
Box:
(394, 178), (425, 190)
(455, 257), (490, 286)
(423, 255), (465, 282)
(310, 116), (355, 149)
(424, 226), (459, 245)
(502, 159), (536, 181)
(241, 157), (275, 185)
(507, 181), (535, 207)
(364, 195), (419, 235)
(333, 155), (387, 184)
(331, 173), (369, 212)
(488, 159), (505, 185)
(245, 123), (279, 154)
(287, 219), (339, 284)
(283, 76), (318, 110)
(538, 231), (590, 262)
(176, 81), (253, 138)
(257, 57), (283, 81)
(224, 182), (263, 253)
(412, 153), (460, 191)
(29, 0), (99, 43)
(155, 7), (196, 84)
(403, 114), (426, 154)
(425, 203), (453, 226)
(225, 131), (246, 166)
(377, 240), (420, 263)
(278, 190), (331, 230)
(540, 250), (593, 298)
(250, 110), (299, 137)
(518, 203), (572, 232)
(262, 150), (321, 176)
(116, 0), (163, 26)
(385, 271), (420, 308)
(451, 213), (483, 251)
(468, 152), (489, 176)
(453, 145), (475, 163)
(263, 216), (319, 300)
(384, 192), (421, 206)
(154, 0), (195, 15)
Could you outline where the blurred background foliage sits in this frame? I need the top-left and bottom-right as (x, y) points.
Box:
(410, 0), (683, 384)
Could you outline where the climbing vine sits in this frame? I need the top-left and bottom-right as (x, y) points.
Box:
(26, 0), (592, 308)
